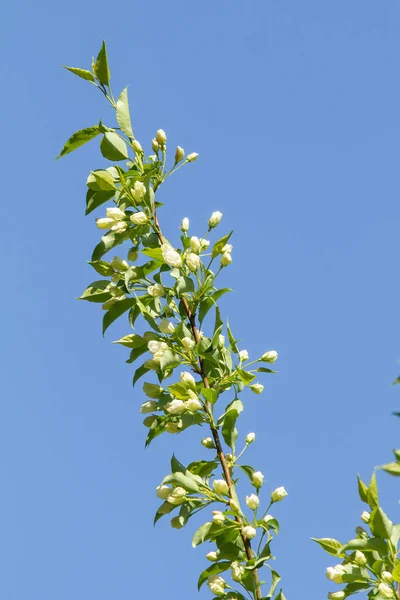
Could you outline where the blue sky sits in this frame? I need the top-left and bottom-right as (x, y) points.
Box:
(1, 1), (400, 599)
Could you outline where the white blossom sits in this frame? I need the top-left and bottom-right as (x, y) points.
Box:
(246, 494), (260, 510)
(140, 400), (158, 414)
(326, 565), (346, 584)
(262, 350), (278, 363)
(221, 251), (232, 267)
(162, 244), (182, 268)
(250, 383), (264, 394)
(166, 399), (186, 414)
(156, 129), (167, 145)
(96, 217), (115, 229)
(130, 211), (148, 225)
(111, 221), (128, 233)
(242, 525), (256, 540)
(206, 551), (218, 562)
(208, 211), (223, 228)
(221, 243), (233, 253)
(186, 152), (199, 162)
(130, 180), (146, 201)
(239, 349), (249, 361)
(190, 236), (201, 253)
(354, 550), (367, 566)
(106, 206), (125, 220)
(156, 485), (171, 499)
(207, 574), (226, 596)
(253, 471), (264, 488)
(271, 486), (288, 502)
(186, 252), (200, 272)
(213, 479), (229, 496)
(186, 397), (202, 412)
(246, 432), (256, 444)
(111, 256), (129, 271)
(361, 511), (370, 523)
(175, 146), (185, 163)
(180, 371), (195, 386)
(180, 217), (189, 231)
(382, 572), (393, 584)
(231, 561), (245, 582)
(148, 340), (167, 355)
(201, 437), (214, 449)
(378, 583), (394, 598)
(212, 511), (225, 525)
(182, 337), (195, 350)
(328, 593), (346, 600)
(148, 283), (165, 297)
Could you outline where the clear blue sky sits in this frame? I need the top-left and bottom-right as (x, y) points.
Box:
(1, 2), (399, 599)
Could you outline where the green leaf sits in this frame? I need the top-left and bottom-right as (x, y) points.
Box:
(141, 247), (163, 261)
(256, 367), (277, 374)
(392, 560), (400, 583)
(237, 464), (255, 483)
(154, 501), (175, 524)
(274, 592), (287, 600)
(63, 66), (94, 82)
(198, 289), (232, 324)
(381, 462), (400, 476)
(212, 231), (233, 258)
(311, 537), (342, 556)
(393, 376), (400, 386)
(100, 132), (129, 161)
(187, 460), (219, 478)
(133, 364), (150, 387)
(92, 230), (128, 261)
(94, 40), (110, 86)
(78, 280), (110, 303)
(192, 522), (213, 547)
(116, 87), (134, 138)
(85, 189), (115, 215)
(367, 472), (379, 509)
(87, 170), (116, 191)
(103, 298), (136, 335)
(160, 349), (182, 372)
(226, 320), (239, 353)
(221, 400), (243, 450)
(176, 276), (195, 296)
(202, 388), (219, 405)
(357, 475), (369, 503)
(198, 562), (231, 590)
(265, 570), (281, 599)
(370, 507), (393, 539)
(57, 126), (100, 158)
(113, 334), (146, 348)
(236, 368), (256, 385)
(88, 260), (114, 276)
(339, 537), (387, 554)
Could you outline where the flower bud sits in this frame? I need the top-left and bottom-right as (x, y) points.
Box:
(212, 511), (225, 525)
(208, 211), (223, 228)
(130, 211), (148, 225)
(166, 399), (186, 414)
(186, 252), (201, 272)
(165, 420), (182, 434)
(128, 247), (139, 262)
(219, 334), (225, 346)
(230, 498), (240, 512)
(262, 350), (278, 363)
(201, 437), (215, 449)
(156, 129), (167, 146)
(162, 244), (183, 268)
(252, 471), (264, 488)
(378, 583), (394, 598)
(186, 397), (202, 412)
(382, 572), (393, 584)
(140, 400), (158, 414)
(246, 494), (260, 510)
(132, 139), (143, 153)
(271, 486), (288, 502)
(143, 415), (157, 428)
(361, 511), (370, 523)
(180, 371), (196, 386)
(207, 575), (226, 596)
(186, 152), (199, 162)
(242, 525), (256, 540)
(206, 551), (218, 562)
(263, 514), (274, 524)
(239, 349), (249, 361)
(111, 256), (129, 271)
(326, 565), (346, 584)
(175, 146), (185, 163)
(328, 593), (346, 600)
(130, 181), (146, 202)
(152, 138), (159, 152)
(190, 236), (201, 253)
(106, 206), (126, 221)
(180, 217), (189, 232)
(221, 243), (233, 253)
(148, 283), (165, 297)
(221, 251), (232, 267)
(159, 318), (175, 334)
(354, 550), (367, 566)
(167, 487), (186, 505)
(250, 383), (264, 394)
(96, 217), (115, 229)
(246, 432), (256, 444)
(213, 479), (229, 496)
(182, 337), (195, 350)
(156, 485), (171, 499)
(170, 516), (184, 529)
(200, 238), (210, 251)
(231, 561), (246, 582)
(111, 221), (128, 233)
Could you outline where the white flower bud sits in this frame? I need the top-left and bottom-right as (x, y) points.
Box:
(156, 129), (167, 145)
(186, 397), (202, 411)
(250, 383), (264, 394)
(132, 140), (143, 153)
(186, 252), (201, 272)
(231, 561), (246, 582)
(182, 337), (195, 350)
(208, 211), (223, 228)
(111, 221), (128, 233)
(207, 575), (226, 596)
(190, 236), (201, 253)
(162, 244), (183, 268)
(271, 486), (288, 502)
(106, 206), (126, 221)
(361, 511), (370, 523)
(246, 432), (256, 444)
(206, 551), (219, 562)
(263, 514), (274, 524)
(242, 525), (256, 540)
(130, 180), (146, 202)
(246, 494), (260, 510)
(221, 251), (232, 267)
(221, 243), (233, 253)
(140, 400), (158, 414)
(239, 349), (249, 361)
(354, 550), (367, 566)
(328, 593), (346, 600)
(180, 217), (189, 232)
(230, 498), (240, 512)
(130, 211), (148, 225)
(166, 399), (186, 414)
(143, 415), (157, 428)
(262, 350), (278, 363)
(326, 565), (346, 584)
(165, 420), (182, 434)
(111, 256), (129, 271)
(378, 583), (394, 598)
(167, 486), (186, 505)
(96, 217), (115, 229)
(152, 138), (159, 152)
(148, 283), (165, 297)
(212, 511), (225, 525)
(156, 484), (171, 499)
(170, 516), (184, 529)
(175, 146), (185, 163)
(201, 437), (215, 449)
(382, 572), (393, 584)
(159, 318), (175, 334)
(186, 152), (199, 162)
(213, 479), (229, 496)
(180, 371), (196, 386)
(253, 471), (264, 488)
(219, 334), (225, 346)
(147, 340), (167, 355)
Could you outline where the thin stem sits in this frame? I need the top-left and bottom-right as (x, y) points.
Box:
(152, 200), (262, 600)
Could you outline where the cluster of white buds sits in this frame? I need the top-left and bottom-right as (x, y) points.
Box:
(231, 561), (246, 582)
(147, 340), (168, 363)
(166, 389), (202, 415)
(189, 236), (210, 254)
(207, 574), (226, 596)
(239, 349), (249, 361)
(130, 180), (146, 203)
(326, 565), (346, 584)
(378, 582), (394, 598)
(96, 206), (127, 232)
